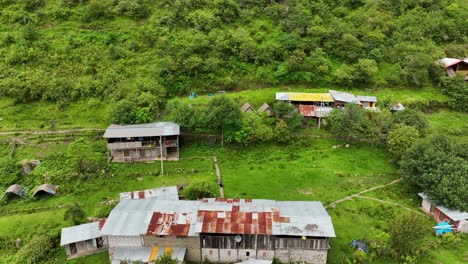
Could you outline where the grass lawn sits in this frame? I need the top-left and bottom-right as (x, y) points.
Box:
(1, 133), (466, 263)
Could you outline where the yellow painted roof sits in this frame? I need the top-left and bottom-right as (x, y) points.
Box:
(288, 93), (334, 102)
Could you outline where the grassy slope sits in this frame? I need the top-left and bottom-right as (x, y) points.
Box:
(0, 89), (467, 263)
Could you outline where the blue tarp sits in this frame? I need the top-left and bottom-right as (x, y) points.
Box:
(435, 222), (452, 235)
(350, 239), (368, 253)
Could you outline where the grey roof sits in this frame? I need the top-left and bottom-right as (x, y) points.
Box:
(275, 92), (289, 101)
(357, 96), (377, 103)
(103, 122), (180, 138)
(329, 90), (360, 104)
(418, 193), (468, 221)
(32, 184), (58, 196)
(437, 58), (462, 68)
(120, 186), (179, 200)
(101, 199), (335, 238)
(60, 222), (101, 246)
(5, 184), (25, 196)
(113, 246), (186, 263)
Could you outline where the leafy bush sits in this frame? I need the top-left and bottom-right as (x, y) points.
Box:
(186, 182), (216, 200)
(438, 232), (462, 249)
(387, 124), (420, 160)
(111, 100), (138, 124)
(14, 235), (57, 264)
(388, 213), (430, 260)
(0, 158), (19, 188)
(64, 203), (85, 224)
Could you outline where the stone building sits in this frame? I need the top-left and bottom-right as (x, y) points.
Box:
(103, 122), (180, 162)
(100, 197), (335, 264)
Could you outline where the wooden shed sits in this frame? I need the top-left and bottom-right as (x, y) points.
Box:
(437, 58), (468, 79)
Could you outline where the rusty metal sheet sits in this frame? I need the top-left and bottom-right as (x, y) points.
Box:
(298, 105), (316, 117)
(146, 212), (192, 236)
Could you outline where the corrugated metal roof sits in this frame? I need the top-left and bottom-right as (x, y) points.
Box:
(437, 58), (462, 68)
(356, 96), (377, 103)
(101, 199), (335, 238)
(258, 103), (272, 114)
(103, 122), (180, 138)
(60, 221), (102, 246)
(5, 184), (25, 196)
(418, 193), (468, 221)
(329, 90), (360, 104)
(119, 186), (179, 201)
(275, 92), (290, 101)
(32, 184), (58, 196)
(289, 93), (334, 102)
(113, 246), (186, 263)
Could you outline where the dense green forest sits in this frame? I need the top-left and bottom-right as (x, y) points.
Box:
(0, 0), (467, 103)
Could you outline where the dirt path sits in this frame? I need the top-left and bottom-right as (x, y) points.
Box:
(355, 195), (426, 216)
(326, 178), (402, 208)
(0, 128), (104, 135)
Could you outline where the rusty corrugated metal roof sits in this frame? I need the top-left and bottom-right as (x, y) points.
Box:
(119, 186), (179, 201)
(147, 212), (193, 236)
(101, 199), (336, 238)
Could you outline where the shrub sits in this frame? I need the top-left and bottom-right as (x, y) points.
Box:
(438, 232), (462, 249)
(64, 203), (85, 224)
(111, 99), (138, 124)
(0, 158), (19, 188)
(186, 182), (216, 200)
(14, 235), (57, 264)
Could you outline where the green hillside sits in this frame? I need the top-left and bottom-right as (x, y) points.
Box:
(0, 0), (467, 103)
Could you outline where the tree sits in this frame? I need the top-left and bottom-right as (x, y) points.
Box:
(135, 107), (153, 124)
(386, 124), (420, 160)
(240, 112), (273, 144)
(440, 75), (468, 113)
(392, 109), (428, 135)
(400, 135), (468, 211)
(111, 100), (138, 124)
(67, 138), (104, 174)
(326, 104), (366, 141)
(364, 109), (393, 146)
(186, 182), (216, 200)
(205, 95), (242, 146)
(274, 120), (291, 144)
(388, 213), (430, 260)
(167, 99), (201, 132)
(272, 101), (302, 131)
(64, 203), (85, 224)
(353, 59), (378, 84)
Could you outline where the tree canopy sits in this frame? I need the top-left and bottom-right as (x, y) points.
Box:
(0, 0), (466, 103)
(400, 134), (468, 211)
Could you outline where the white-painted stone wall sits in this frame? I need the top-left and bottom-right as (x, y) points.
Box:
(276, 249), (328, 264)
(108, 235), (143, 247)
(202, 248), (326, 263)
(143, 235), (201, 262)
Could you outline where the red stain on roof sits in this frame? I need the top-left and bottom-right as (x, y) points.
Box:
(298, 105), (316, 117)
(98, 218), (106, 230)
(146, 212), (191, 236)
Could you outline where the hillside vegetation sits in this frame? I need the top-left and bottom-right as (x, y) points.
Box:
(0, 0), (467, 103)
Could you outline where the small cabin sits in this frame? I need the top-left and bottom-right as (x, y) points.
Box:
(60, 220), (108, 259)
(329, 90), (360, 108)
(103, 122), (180, 162)
(418, 193), (468, 233)
(357, 96), (378, 110)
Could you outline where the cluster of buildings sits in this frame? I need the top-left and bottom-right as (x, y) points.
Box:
(61, 186), (336, 264)
(275, 90), (378, 119)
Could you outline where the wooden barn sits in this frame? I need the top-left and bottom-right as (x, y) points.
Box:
(418, 193), (468, 233)
(104, 122), (180, 162)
